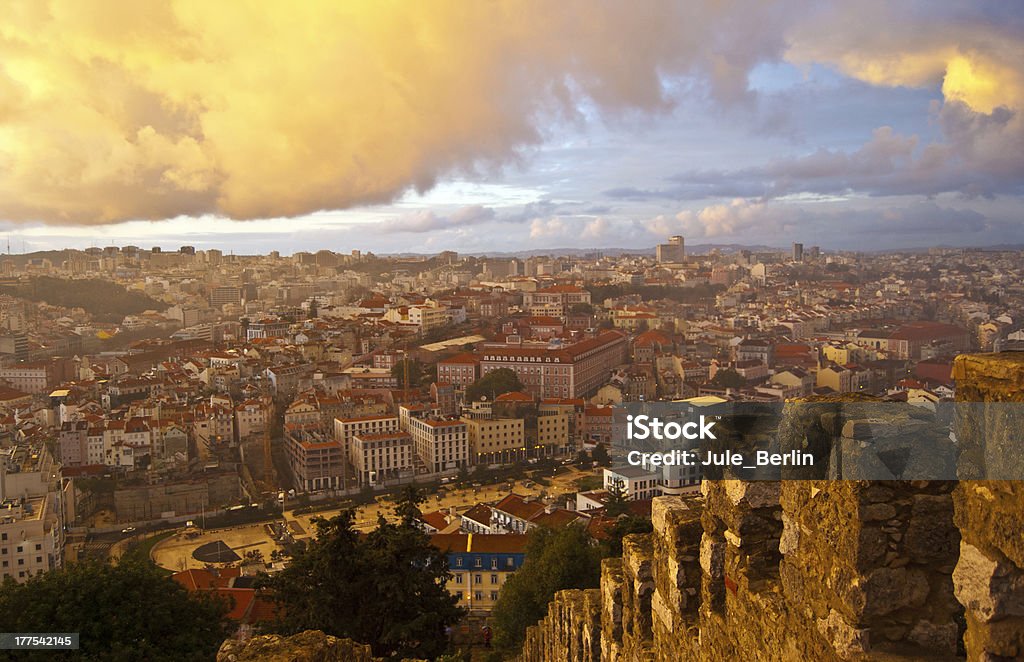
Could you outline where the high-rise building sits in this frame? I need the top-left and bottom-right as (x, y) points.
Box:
(792, 243), (804, 262)
(656, 236), (685, 264)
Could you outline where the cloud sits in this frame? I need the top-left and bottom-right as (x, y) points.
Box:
(377, 205), (495, 233)
(624, 115), (1023, 202)
(529, 215), (614, 242)
(0, 1), (1021, 227)
(0, 0), (794, 225)
(643, 198), (989, 240)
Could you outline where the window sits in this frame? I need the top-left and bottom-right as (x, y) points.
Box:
(35, 557), (41, 564)
(507, 557), (514, 567)
(34, 544), (41, 551)
(474, 557), (482, 568)
(490, 591), (499, 601)
(490, 574), (498, 584)
(474, 591), (483, 601)
(454, 574), (463, 584)
(490, 557), (498, 569)
(455, 557), (462, 568)
(474, 574), (482, 584)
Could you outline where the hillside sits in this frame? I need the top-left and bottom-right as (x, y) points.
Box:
(0, 277), (165, 323)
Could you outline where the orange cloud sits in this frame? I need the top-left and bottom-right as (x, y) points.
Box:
(0, 1), (739, 224)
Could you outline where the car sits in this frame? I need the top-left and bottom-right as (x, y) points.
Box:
(121, 526), (136, 535)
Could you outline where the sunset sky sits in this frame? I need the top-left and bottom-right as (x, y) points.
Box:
(0, 1), (1022, 254)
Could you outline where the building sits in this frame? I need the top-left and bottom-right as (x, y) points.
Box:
(408, 304), (449, 332)
(334, 415), (399, 458)
(0, 446), (62, 583)
(210, 286), (242, 308)
(604, 466), (661, 501)
(350, 431), (414, 487)
(792, 242), (804, 262)
(523, 285), (592, 318)
(656, 236), (685, 264)
(58, 420), (90, 467)
(431, 533), (528, 613)
(478, 331), (628, 399)
(465, 417), (525, 464)
(284, 426), (344, 492)
(402, 409), (469, 474)
(0, 494), (60, 582)
(437, 352), (479, 393)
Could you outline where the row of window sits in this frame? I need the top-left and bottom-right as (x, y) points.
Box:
(453, 555), (516, 569)
(455, 590), (499, 602)
(452, 573), (502, 585)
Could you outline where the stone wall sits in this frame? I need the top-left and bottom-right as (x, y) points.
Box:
(518, 353), (1024, 661)
(951, 354), (1024, 660)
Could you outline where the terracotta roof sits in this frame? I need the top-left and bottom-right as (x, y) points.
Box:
(461, 504), (492, 526)
(495, 391), (534, 403)
(492, 493), (546, 521)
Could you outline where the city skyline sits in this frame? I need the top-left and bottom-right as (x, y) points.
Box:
(0, 2), (1021, 254)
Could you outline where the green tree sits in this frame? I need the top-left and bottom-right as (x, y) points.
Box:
(491, 525), (603, 652)
(575, 449), (591, 468)
(262, 507), (463, 659)
(0, 559), (228, 661)
(605, 480), (629, 516)
(592, 442), (611, 467)
(569, 302), (594, 315)
(391, 358), (424, 389)
(394, 485), (425, 526)
(709, 368), (745, 389)
(464, 368), (524, 403)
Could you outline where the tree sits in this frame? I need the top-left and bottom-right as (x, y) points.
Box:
(592, 442), (611, 467)
(709, 368), (745, 389)
(570, 302), (594, 315)
(262, 506), (464, 659)
(605, 481), (629, 517)
(391, 358), (424, 389)
(464, 368), (523, 403)
(575, 450), (591, 468)
(491, 525), (603, 652)
(0, 559), (228, 661)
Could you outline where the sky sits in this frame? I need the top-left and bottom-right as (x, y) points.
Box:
(0, 1), (1022, 254)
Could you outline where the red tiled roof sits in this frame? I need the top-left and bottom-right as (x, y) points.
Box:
(495, 391), (534, 403)
(492, 493), (546, 521)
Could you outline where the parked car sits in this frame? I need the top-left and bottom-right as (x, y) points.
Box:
(121, 526), (136, 535)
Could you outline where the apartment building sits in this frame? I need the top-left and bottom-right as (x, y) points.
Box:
(334, 415), (399, 457)
(401, 407), (469, 474)
(437, 352), (479, 392)
(478, 331), (627, 399)
(465, 417), (525, 464)
(431, 533), (527, 614)
(350, 431), (414, 487)
(522, 285), (591, 317)
(284, 427), (344, 492)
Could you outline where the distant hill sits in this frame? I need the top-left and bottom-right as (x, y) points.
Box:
(0, 276), (164, 323)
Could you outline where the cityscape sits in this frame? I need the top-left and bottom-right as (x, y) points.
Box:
(0, 238), (1019, 659)
(0, 1), (1022, 661)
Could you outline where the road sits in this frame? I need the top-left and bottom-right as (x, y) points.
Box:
(144, 465), (601, 571)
